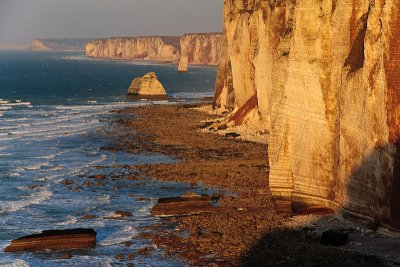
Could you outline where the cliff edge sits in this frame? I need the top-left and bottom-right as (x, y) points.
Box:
(214, 0), (400, 230)
(178, 33), (223, 72)
(86, 36), (181, 62)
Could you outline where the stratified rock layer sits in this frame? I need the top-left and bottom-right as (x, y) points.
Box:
(86, 36), (181, 62)
(178, 33), (223, 72)
(4, 229), (96, 252)
(128, 72), (167, 96)
(214, 0), (400, 229)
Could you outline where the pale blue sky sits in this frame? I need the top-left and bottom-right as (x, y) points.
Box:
(0, 0), (223, 44)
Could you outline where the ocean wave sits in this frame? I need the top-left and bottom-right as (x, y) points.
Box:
(55, 215), (78, 226)
(99, 226), (137, 246)
(0, 189), (53, 214)
(0, 259), (29, 267)
(2, 102), (31, 107)
(24, 162), (50, 171)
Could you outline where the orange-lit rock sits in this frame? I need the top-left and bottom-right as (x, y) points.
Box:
(86, 36), (181, 62)
(214, 0), (400, 229)
(178, 33), (223, 72)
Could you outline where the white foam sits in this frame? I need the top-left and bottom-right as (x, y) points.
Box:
(0, 259), (29, 267)
(99, 194), (111, 205)
(99, 226), (137, 246)
(55, 215), (78, 226)
(3, 102), (31, 107)
(0, 189), (53, 214)
(24, 162), (49, 171)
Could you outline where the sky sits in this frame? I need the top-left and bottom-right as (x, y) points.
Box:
(0, 0), (223, 44)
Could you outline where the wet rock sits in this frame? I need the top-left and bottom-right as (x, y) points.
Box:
(225, 132), (240, 138)
(61, 179), (74, 186)
(138, 246), (154, 255)
(4, 228), (97, 252)
(94, 174), (106, 180)
(59, 253), (72, 259)
(124, 241), (133, 247)
(115, 253), (125, 261)
(80, 215), (97, 220)
(104, 211), (133, 220)
(115, 211), (132, 218)
(151, 193), (215, 217)
(28, 185), (42, 190)
(320, 230), (348, 246)
(83, 180), (94, 188)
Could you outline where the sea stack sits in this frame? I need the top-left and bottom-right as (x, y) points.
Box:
(178, 56), (188, 73)
(128, 72), (167, 96)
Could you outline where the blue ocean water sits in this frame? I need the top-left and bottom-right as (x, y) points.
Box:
(0, 51), (217, 266)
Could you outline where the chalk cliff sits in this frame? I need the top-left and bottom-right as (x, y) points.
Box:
(86, 37), (181, 62)
(178, 33), (223, 72)
(31, 39), (90, 51)
(214, 0), (400, 229)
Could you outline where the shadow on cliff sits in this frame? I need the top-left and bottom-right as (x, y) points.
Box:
(239, 145), (400, 267)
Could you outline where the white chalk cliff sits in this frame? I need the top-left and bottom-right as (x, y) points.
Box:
(86, 37), (181, 62)
(214, 0), (400, 230)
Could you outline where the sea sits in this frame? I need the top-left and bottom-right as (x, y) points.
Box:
(0, 51), (218, 266)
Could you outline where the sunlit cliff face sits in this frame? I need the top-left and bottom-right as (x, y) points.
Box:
(214, 0), (400, 229)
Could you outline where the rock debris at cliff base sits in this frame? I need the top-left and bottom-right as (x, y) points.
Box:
(107, 103), (398, 266)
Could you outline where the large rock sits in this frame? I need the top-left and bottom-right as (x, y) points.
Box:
(151, 193), (215, 217)
(214, 0), (400, 229)
(128, 72), (167, 96)
(86, 36), (181, 62)
(4, 228), (96, 252)
(178, 33), (223, 72)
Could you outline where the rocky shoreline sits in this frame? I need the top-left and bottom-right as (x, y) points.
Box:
(106, 103), (400, 266)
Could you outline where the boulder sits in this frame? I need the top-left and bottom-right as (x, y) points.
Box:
(127, 72), (167, 96)
(151, 193), (215, 217)
(4, 228), (96, 253)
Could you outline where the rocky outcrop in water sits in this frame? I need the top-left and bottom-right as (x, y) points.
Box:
(214, 0), (400, 229)
(4, 228), (97, 252)
(128, 72), (167, 96)
(178, 33), (223, 72)
(31, 39), (90, 51)
(86, 37), (181, 62)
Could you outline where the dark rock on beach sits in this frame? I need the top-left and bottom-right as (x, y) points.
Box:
(320, 230), (348, 246)
(151, 193), (215, 217)
(4, 228), (96, 253)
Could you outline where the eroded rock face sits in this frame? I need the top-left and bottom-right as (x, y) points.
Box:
(214, 0), (400, 229)
(128, 72), (167, 96)
(86, 36), (181, 62)
(4, 229), (96, 252)
(178, 33), (223, 72)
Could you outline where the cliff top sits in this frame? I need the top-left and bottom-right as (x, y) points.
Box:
(88, 36), (181, 48)
(182, 32), (222, 37)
